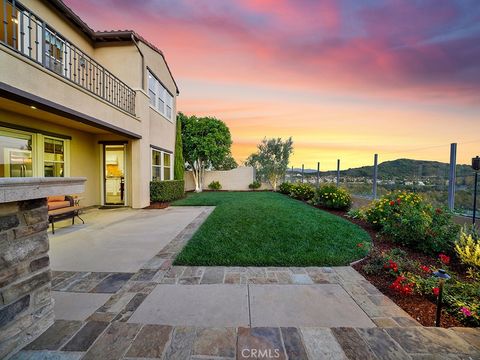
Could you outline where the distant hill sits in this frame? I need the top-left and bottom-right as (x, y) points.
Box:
(291, 159), (473, 180)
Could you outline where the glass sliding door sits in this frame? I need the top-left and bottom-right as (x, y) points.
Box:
(104, 145), (126, 205)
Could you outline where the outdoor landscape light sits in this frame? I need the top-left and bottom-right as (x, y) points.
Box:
(433, 269), (451, 327)
(472, 156), (479, 225)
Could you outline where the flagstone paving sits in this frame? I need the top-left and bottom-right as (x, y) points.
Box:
(12, 206), (480, 359)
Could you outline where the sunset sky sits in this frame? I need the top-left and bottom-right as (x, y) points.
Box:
(66, 0), (480, 170)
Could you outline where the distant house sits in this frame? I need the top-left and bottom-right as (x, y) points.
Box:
(0, 0), (179, 208)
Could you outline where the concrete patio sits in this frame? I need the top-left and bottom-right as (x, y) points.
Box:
(12, 206), (480, 359)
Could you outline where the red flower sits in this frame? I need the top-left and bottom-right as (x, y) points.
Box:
(357, 243), (364, 247)
(396, 198), (401, 204)
(432, 287), (440, 296)
(439, 254), (450, 265)
(435, 208), (442, 214)
(420, 265), (431, 273)
(384, 259), (399, 272)
(390, 276), (414, 296)
(389, 200), (395, 206)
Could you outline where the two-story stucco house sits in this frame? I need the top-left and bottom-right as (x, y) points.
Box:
(0, 0), (178, 208)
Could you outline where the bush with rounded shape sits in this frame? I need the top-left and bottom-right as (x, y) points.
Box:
(289, 183), (315, 201)
(249, 181), (261, 190)
(150, 180), (185, 202)
(314, 184), (352, 210)
(208, 181), (222, 191)
(362, 191), (460, 254)
(279, 182), (293, 194)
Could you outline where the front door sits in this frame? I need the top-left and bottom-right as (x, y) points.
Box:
(104, 145), (126, 205)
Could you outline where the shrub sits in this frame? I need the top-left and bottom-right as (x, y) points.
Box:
(249, 181), (261, 190)
(289, 183), (315, 201)
(455, 225), (480, 269)
(406, 265), (480, 326)
(208, 181), (222, 191)
(362, 191), (460, 254)
(314, 184), (352, 210)
(279, 182), (293, 194)
(150, 180), (184, 202)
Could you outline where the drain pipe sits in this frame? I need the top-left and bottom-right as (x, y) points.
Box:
(131, 33), (145, 91)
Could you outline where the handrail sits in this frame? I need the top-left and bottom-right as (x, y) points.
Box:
(1, 0), (136, 115)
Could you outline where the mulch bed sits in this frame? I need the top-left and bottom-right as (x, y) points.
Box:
(144, 202), (170, 209)
(316, 205), (465, 328)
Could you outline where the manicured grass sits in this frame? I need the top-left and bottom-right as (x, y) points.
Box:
(173, 192), (371, 266)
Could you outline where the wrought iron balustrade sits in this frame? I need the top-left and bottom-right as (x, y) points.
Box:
(1, 0), (136, 115)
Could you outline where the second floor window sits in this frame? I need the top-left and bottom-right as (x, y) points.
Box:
(148, 70), (174, 121)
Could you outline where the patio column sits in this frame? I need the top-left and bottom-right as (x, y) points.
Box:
(0, 177), (86, 359)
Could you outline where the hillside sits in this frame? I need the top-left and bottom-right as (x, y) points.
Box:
(294, 159), (473, 180)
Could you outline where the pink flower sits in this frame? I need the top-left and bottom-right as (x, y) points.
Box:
(460, 307), (472, 317)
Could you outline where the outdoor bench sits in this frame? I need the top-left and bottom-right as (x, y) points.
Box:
(47, 196), (84, 234)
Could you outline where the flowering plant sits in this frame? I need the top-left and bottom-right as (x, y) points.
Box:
(361, 191), (459, 254)
(389, 275), (414, 295)
(313, 184), (352, 210)
(439, 254), (450, 265)
(384, 259), (399, 273)
(289, 183), (315, 201)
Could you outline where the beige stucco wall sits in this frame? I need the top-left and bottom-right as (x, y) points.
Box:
(0, 49), (141, 133)
(21, 0), (95, 57)
(0, 109), (101, 207)
(185, 167), (255, 191)
(94, 44), (142, 90)
(0, 0), (178, 209)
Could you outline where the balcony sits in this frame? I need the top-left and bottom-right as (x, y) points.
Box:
(0, 0), (136, 115)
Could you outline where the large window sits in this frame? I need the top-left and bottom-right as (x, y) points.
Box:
(151, 148), (173, 181)
(0, 127), (69, 178)
(147, 70), (174, 121)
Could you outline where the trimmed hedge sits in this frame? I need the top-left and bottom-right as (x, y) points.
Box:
(150, 180), (185, 202)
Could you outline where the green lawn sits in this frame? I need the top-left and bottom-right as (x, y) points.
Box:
(173, 191), (371, 266)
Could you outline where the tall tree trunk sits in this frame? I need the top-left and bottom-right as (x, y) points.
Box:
(193, 160), (202, 192)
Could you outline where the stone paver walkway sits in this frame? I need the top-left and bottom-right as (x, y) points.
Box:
(12, 206), (480, 359)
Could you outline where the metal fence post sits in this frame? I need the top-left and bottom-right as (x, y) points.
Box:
(373, 154), (378, 199)
(316, 162), (320, 188)
(336, 159), (340, 186)
(448, 143), (457, 211)
(301, 164), (304, 183)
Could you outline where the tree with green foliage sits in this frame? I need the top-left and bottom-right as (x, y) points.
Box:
(245, 137), (293, 191)
(182, 114), (232, 192)
(174, 113), (185, 180)
(212, 153), (237, 171)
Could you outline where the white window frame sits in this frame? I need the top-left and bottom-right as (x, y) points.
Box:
(42, 135), (69, 177)
(147, 70), (174, 122)
(0, 127), (70, 178)
(150, 148), (173, 181)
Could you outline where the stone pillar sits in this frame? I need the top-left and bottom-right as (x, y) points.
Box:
(0, 177), (86, 359)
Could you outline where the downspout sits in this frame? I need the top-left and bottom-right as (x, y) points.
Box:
(131, 33), (145, 91)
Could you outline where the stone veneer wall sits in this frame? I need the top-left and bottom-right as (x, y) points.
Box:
(0, 177), (85, 359)
(0, 198), (53, 358)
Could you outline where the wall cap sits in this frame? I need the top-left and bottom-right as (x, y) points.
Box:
(0, 177), (87, 203)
